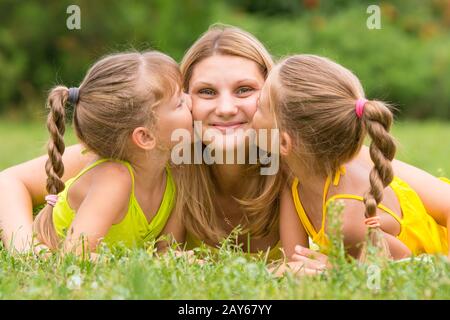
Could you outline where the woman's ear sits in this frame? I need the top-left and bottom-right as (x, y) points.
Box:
(280, 131), (292, 157)
(131, 127), (156, 151)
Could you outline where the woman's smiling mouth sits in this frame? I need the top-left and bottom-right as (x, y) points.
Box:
(209, 121), (248, 133)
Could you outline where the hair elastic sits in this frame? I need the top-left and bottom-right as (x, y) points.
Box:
(355, 98), (368, 118)
(364, 216), (381, 229)
(45, 194), (58, 207)
(68, 87), (80, 105)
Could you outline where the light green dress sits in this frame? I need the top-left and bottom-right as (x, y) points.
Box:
(52, 159), (175, 248)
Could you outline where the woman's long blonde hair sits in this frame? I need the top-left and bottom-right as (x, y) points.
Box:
(177, 24), (284, 243)
(266, 54), (396, 260)
(33, 51), (181, 250)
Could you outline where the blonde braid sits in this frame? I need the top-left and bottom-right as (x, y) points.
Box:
(360, 100), (396, 262)
(33, 86), (69, 250)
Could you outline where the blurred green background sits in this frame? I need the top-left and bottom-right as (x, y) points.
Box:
(0, 0), (449, 173)
(1, 0), (450, 119)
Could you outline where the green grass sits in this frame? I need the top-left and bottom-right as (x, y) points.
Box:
(392, 121), (450, 177)
(0, 118), (449, 299)
(1, 223), (449, 299)
(0, 118), (77, 171)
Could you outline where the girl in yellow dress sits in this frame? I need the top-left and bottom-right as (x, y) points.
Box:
(32, 51), (193, 256)
(252, 54), (450, 261)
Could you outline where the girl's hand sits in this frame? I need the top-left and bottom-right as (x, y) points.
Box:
(33, 243), (52, 258)
(268, 261), (326, 278)
(173, 249), (206, 265)
(291, 245), (331, 271)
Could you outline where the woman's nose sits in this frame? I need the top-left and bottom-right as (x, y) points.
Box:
(215, 94), (238, 117)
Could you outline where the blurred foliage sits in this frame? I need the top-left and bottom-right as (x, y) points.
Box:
(0, 0), (449, 119)
(0, 0), (214, 118)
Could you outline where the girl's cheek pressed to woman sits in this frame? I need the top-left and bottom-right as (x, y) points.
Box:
(251, 86), (276, 132)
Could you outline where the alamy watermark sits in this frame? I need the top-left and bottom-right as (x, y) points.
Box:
(367, 5), (381, 29)
(170, 121), (280, 176)
(67, 5), (81, 30)
(366, 264), (381, 291)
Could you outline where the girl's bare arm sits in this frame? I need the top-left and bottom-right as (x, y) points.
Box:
(0, 144), (94, 252)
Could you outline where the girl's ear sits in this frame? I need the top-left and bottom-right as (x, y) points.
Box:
(131, 127), (156, 151)
(280, 131), (292, 156)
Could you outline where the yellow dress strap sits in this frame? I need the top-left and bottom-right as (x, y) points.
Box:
(321, 166), (346, 230)
(439, 177), (450, 184)
(69, 158), (135, 194)
(67, 158), (111, 186)
(325, 194), (403, 225)
(323, 165), (403, 226)
(291, 178), (317, 239)
(115, 160), (136, 196)
(292, 166), (347, 239)
(143, 165), (175, 241)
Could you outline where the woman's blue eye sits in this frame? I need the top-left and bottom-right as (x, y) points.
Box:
(199, 88), (215, 95)
(236, 87), (253, 95)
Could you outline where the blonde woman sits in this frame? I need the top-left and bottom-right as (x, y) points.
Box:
(167, 24), (283, 260)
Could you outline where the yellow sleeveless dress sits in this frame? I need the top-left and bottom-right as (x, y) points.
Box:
(52, 159), (175, 248)
(291, 166), (448, 256)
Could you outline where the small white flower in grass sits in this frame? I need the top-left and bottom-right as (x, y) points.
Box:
(112, 286), (130, 299)
(66, 265), (83, 290)
(66, 265), (81, 276)
(118, 257), (129, 265)
(90, 281), (99, 290)
(244, 263), (259, 275)
(222, 266), (231, 275)
(67, 274), (83, 290)
(233, 257), (247, 265)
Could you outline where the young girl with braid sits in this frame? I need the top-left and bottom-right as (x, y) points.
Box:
(253, 54), (450, 262)
(32, 51), (193, 256)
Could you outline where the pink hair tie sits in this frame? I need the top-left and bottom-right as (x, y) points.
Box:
(355, 98), (368, 118)
(45, 194), (58, 207)
(364, 216), (381, 229)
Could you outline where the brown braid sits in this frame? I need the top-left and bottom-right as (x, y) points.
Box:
(360, 100), (396, 261)
(33, 86), (70, 250)
(45, 86), (68, 195)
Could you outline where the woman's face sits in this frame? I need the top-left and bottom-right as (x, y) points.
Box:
(188, 54), (265, 151)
